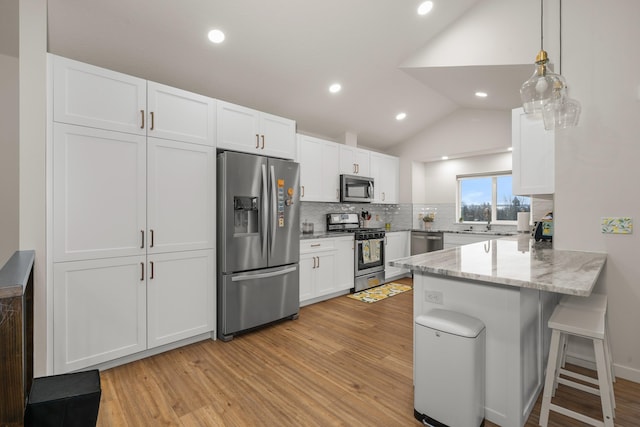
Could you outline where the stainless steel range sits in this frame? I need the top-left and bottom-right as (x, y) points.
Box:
(326, 213), (385, 292)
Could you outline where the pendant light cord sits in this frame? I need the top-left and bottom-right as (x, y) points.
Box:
(559, 0), (562, 75)
(540, 0), (544, 51)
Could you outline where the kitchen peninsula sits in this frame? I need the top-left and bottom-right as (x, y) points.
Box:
(390, 235), (606, 427)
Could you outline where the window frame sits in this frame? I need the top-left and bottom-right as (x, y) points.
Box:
(456, 171), (529, 225)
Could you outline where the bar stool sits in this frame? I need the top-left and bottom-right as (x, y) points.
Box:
(558, 294), (615, 387)
(539, 303), (615, 427)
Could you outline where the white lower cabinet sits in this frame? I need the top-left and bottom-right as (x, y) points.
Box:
(53, 256), (147, 373)
(385, 231), (410, 280)
(299, 236), (354, 305)
(53, 250), (214, 373)
(147, 250), (215, 348)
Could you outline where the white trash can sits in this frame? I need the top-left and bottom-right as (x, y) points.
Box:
(414, 309), (486, 427)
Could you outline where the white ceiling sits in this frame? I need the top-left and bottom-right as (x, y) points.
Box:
(5, 0), (531, 152)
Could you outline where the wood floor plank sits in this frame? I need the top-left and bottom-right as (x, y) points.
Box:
(97, 277), (640, 426)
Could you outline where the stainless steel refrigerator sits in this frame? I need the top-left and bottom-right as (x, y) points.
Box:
(217, 151), (300, 341)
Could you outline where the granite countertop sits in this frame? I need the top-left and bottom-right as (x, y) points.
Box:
(390, 234), (606, 296)
(413, 228), (518, 236)
(300, 231), (354, 240)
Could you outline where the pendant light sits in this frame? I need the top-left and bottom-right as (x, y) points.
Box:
(520, 0), (565, 115)
(541, 0), (581, 129)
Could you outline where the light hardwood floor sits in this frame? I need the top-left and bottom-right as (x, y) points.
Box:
(97, 278), (640, 426)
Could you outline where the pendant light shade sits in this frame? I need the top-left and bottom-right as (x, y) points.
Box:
(520, 0), (579, 127)
(520, 50), (566, 115)
(542, 81), (581, 130)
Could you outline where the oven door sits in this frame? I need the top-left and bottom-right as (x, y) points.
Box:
(355, 238), (385, 276)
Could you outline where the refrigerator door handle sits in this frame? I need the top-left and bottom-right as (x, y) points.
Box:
(270, 165), (277, 256)
(261, 164), (268, 257)
(231, 265), (297, 282)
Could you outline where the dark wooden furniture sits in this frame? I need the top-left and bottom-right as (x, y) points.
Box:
(0, 251), (35, 427)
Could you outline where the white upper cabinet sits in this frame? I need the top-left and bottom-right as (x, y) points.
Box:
(52, 123), (147, 262)
(147, 138), (215, 254)
(297, 134), (340, 202)
(53, 55), (147, 135)
(216, 101), (296, 159)
(146, 82), (215, 146)
(52, 55), (215, 146)
(370, 152), (399, 204)
(339, 145), (370, 176)
(512, 107), (555, 195)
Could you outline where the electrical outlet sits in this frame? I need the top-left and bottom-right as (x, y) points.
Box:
(425, 291), (443, 305)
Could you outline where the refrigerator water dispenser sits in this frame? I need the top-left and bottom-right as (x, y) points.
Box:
(234, 196), (259, 234)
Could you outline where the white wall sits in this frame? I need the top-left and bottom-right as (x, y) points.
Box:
(422, 152), (512, 204)
(20, 0), (48, 375)
(0, 53), (19, 267)
(553, 0), (640, 381)
(389, 108), (511, 203)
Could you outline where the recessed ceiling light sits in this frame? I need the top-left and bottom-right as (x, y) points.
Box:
(396, 112), (407, 121)
(208, 29), (225, 44)
(508, 147), (513, 151)
(417, 1), (434, 16)
(441, 156), (449, 160)
(475, 91), (488, 98)
(329, 83), (342, 94)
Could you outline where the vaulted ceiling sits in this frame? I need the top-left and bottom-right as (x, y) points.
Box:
(4, 0), (535, 152)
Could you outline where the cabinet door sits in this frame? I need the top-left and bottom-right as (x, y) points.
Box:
(147, 82), (216, 146)
(334, 237), (354, 291)
(322, 142), (341, 201)
(385, 231), (409, 280)
(299, 253), (316, 303)
(370, 153), (399, 204)
(147, 250), (215, 348)
(512, 107), (555, 195)
(53, 256), (147, 373)
(260, 112), (296, 159)
(53, 123), (146, 262)
(297, 135), (324, 201)
(216, 101), (261, 152)
(315, 252), (337, 297)
(339, 145), (370, 176)
(147, 138), (215, 254)
(52, 54), (146, 135)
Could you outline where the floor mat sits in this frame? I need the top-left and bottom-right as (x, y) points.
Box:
(346, 282), (412, 303)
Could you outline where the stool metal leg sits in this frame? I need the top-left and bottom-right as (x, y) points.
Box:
(540, 329), (562, 427)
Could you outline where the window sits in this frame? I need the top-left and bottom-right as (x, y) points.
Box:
(457, 173), (530, 224)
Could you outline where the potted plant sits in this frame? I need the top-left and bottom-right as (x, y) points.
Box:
(422, 214), (434, 230)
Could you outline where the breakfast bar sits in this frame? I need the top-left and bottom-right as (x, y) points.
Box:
(390, 235), (607, 427)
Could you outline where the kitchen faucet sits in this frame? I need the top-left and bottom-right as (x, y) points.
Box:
(484, 208), (491, 231)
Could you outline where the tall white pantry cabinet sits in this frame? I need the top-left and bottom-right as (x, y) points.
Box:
(49, 55), (216, 373)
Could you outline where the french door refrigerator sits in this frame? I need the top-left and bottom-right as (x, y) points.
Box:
(217, 151), (300, 341)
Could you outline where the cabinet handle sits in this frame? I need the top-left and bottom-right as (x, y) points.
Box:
(140, 262), (144, 281)
(301, 185), (305, 198)
(150, 111), (155, 130)
(317, 256), (320, 268)
(310, 243), (321, 247)
(353, 163), (356, 174)
(261, 135), (265, 149)
(255, 134), (260, 149)
(336, 189), (339, 200)
(140, 110), (145, 129)
(150, 229), (155, 248)
(356, 163), (359, 174)
(382, 192), (385, 201)
(150, 261), (155, 279)
(140, 230), (145, 248)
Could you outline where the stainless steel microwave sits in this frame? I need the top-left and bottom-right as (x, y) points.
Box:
(340, 174), (374, 203)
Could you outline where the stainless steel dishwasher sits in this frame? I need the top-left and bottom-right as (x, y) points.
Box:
(411, 231), (444, 255)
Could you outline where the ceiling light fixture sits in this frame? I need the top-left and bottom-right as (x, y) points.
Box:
(207, 29), (225, 44)
(417, 1), (434, 16)
(441, 156), (449, 160)
(396, 112), (407, 121)
(520, 0), (579, 129)
(329, 83), (342, 94)
(475, 91), (488, 98)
